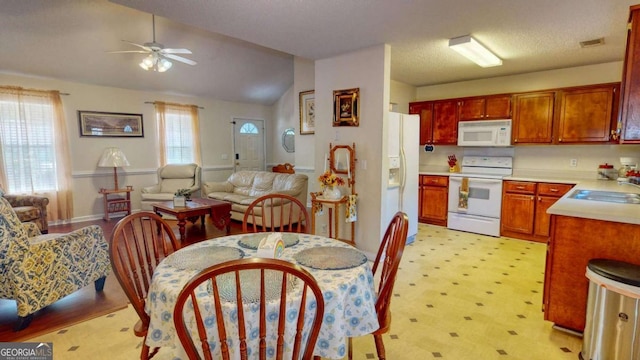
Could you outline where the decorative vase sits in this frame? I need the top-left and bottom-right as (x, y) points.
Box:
(323, 186), (341, 200)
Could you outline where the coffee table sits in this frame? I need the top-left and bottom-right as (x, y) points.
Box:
(152, 198), (231, 242)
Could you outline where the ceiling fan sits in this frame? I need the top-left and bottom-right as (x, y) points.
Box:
(109, 14), (196, 72)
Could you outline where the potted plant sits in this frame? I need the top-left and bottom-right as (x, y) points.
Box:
(173, 189), (191, 206)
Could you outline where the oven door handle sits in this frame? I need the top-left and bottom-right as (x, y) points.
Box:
(449, 177), (503, 184)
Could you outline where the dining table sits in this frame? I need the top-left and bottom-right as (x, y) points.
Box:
(144, 232), (380, 359)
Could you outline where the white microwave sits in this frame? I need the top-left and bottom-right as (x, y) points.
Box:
(457, 119), (512, 147)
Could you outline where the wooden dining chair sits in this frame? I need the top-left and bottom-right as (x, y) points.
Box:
(348, 211), (409, 360)
(173, 257), (325, 360)
(109, 211), (182, 360)
(242, 193), (310, 233)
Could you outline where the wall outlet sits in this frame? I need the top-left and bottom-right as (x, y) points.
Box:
(570, 158), (578, 167)
(221, 153), (228, 160)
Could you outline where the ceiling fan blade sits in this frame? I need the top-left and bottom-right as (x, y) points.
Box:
(107, 50), (148, 54)
(164, 54), (197, 66)
(122, 40), (152, 52)
(161, 48), (192, 54)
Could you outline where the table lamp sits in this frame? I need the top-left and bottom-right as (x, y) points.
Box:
(98, 147), (130, 189)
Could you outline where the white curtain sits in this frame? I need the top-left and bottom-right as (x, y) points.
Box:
(0, 86), (73, 220)
(155, 101), (201, 166)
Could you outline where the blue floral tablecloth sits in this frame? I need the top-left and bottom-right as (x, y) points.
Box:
(144, 233), (379, 359)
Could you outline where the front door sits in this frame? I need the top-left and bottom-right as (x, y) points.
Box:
(233, 118), (265, 171)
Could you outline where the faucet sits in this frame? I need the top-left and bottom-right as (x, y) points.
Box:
(618, 180), (640, 189)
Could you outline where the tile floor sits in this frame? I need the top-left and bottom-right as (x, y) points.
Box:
(27, 224), (583, 359)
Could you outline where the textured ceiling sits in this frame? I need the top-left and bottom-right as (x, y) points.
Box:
(0, 0), (637, 105)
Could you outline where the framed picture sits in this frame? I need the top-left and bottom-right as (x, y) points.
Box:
(333, 88), (359, 127)
(78, 111), (144, 137)
(299, 90), (315, 135)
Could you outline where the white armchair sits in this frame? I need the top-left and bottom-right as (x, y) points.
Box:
(140, 163), (201, 210)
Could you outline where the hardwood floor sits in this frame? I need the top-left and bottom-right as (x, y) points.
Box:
(0, 215), (244, 341)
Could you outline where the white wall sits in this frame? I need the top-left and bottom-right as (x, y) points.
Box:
(270, 84), (295, 166)
(293, 57), (315, 176)
(390, 80), (416, 113)
(416, 62), (624, 100)
(316, 44), (388, 254)
(0, 72), (272, 221)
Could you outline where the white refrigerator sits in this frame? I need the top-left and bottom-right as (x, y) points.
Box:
(384, 112), (419, 243)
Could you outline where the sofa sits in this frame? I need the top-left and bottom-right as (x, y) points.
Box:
(0, 187), (49, 234)
(202, 171), (308, 222)
(140, 163), (201, 211)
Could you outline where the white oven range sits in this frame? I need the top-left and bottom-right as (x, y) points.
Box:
(447, 156), (513, 237)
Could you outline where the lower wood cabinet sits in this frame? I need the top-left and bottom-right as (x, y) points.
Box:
(501, 181), (573, 242)
(418, 175), (448, 226)
(544, 215), (640, 332)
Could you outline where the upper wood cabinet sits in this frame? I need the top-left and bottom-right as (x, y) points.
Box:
(512, 84), (619, 144)
(409, 101), (433, 145)
(619, 4), (640, 143)
(512, 91), (556, 144)
(458, 94), (511, 121)
(556, 83), (618, 143)
(409, 100), (458, 145)
(432, 100), (458, 144)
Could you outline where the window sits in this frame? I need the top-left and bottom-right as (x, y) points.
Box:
(155, 102), (201, 166)
(240, 122), (259, 134)
(0, 92), (57, 192)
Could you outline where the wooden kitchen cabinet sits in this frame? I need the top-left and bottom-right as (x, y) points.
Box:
(409, 101), (433, 145)
(418, 175), (448, 226)
(544, 215), (640, 332)
(458, 94), (511, 121)
(619, 4), (640, 143)
(409, 100), (458, 145)
(533, 183), (574, 238)
(501, 181), (536, 235)
(512, 91), (556, 144)
(501, 181), (573, 242)
(556, 83), (618, 143)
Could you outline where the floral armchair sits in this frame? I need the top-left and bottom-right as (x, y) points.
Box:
(0, 187), (49, 234)
(0, 197), (110, 330)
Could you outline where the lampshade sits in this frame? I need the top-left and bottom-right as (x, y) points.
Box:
(98, 148), (130, 168)
(448, 35), (502, 68)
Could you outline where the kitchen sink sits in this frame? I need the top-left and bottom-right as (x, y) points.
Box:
(568, 190), (640, 204)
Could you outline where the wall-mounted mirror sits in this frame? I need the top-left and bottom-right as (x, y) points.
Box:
(282, 128), (295, 153)
(329, 143), (355, 177)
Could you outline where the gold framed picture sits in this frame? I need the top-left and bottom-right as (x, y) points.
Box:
(299, 90), (315, 135)
(333, 88), (359, 127)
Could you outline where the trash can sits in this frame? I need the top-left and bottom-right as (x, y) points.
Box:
(580, 259), (640, 360)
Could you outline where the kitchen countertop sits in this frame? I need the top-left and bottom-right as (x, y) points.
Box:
(418, 168), (640, 225)
(546, 180), (640, 225)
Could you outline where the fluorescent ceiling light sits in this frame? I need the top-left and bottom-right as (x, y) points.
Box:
(449, 35), (502, 68)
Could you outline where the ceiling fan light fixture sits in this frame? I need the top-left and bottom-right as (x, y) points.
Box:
(449, 35), (502, 68)
(157, 58), (172, 72)
(139, 55), (155, 70)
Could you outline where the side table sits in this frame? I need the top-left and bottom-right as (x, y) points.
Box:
(310, 193), (355, 246)
(100, 186), (133, 221)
